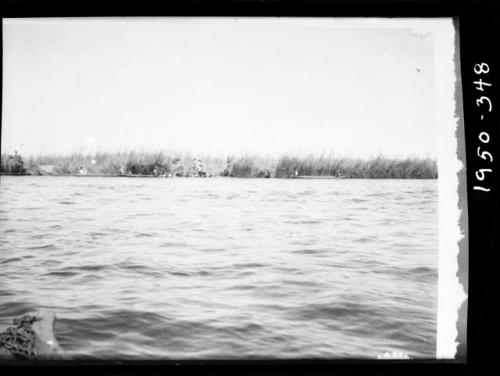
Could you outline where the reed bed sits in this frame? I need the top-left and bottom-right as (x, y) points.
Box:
(1, 152), (437, 179)
(275, 155), (438, 179)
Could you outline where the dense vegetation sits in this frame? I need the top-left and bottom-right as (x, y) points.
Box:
(1, 151), (437, 179)
(275, 155), (437, 179)
(1, 152), (26, 174)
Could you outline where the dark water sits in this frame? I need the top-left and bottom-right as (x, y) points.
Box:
(0, 176), (438, 359)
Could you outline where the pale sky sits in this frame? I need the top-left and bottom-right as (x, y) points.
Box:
(2, 18), (451, 158)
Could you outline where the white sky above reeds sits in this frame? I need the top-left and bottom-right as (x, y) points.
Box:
(1, 18), (449, 159)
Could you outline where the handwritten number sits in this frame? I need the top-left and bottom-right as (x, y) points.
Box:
(473, 79), (492, 92)
(473, 62), (493, 193)
(475, 169), (492, 181)
(477, 146), (493, 162)
(476, 96), (493, 112)
(478, 132), (490, 144)
(474, 63), (490, 74)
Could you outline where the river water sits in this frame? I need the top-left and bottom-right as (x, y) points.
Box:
(0, 176), (438, 360)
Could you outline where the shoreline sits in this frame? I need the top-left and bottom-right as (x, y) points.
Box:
(0, 173), (437, 180)
(1, 152), (438, 179)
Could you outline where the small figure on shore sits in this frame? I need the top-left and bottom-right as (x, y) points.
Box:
(198, 161), (206, 177)
(222, 157), (232, 176)
(153, 167), (158, 177)
(171, 158), (184, 177)
(118, 166), (125, 175)
(335, 170), (342, 178)
(78, 166), (87, 175)
(191, 158), (199, 177)
(295, 169), (299, 177)
(190, 158), (206, 177)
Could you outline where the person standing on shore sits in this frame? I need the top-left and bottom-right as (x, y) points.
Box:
(223, 157), (232, 176)
(172, 158), (184, 177)
(198, 160), (206, 177)
(191, 158), (202, 177)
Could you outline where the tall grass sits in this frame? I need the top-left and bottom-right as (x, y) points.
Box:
(228, 156), (273, 178)
(1, 151), (437, 179)
(275, 154), (438, 179)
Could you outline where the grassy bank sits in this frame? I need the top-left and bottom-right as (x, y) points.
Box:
(1, 151), (437, 179)
(275, 155), (437, 179)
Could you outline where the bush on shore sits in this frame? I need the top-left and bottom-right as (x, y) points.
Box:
(229, 156), (272, 178)
(0, 152), (26, 174)
(124, 152), (172, 175)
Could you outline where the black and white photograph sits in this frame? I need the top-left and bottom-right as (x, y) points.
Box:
(0, 16), (467, 362)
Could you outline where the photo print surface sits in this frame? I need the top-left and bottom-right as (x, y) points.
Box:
(0, 17), (465, 361)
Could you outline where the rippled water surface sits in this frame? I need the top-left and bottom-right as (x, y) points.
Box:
(0, 176), (438, 359)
